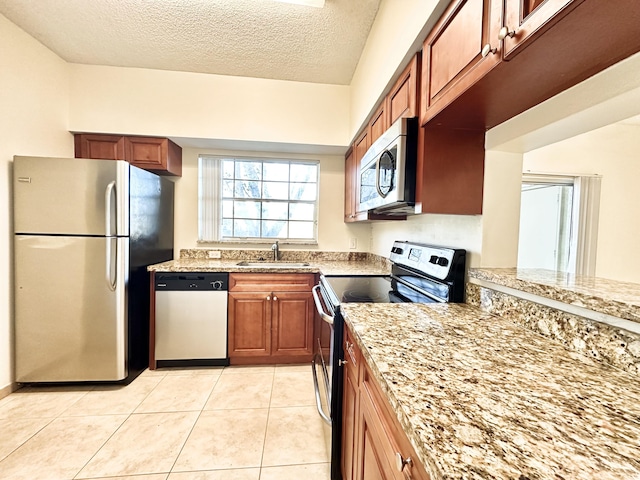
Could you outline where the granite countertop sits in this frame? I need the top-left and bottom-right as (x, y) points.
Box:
(469, 267), (640, 324)
(341, 302), (640, 480)
(147, 250), (391, 276)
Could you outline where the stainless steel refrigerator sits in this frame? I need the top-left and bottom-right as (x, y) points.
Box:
(13, 156), (174, 383)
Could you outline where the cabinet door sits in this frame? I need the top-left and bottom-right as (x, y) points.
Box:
(74, 134), (125, 160)
(342, 370), (359, 480)
(360, 367), (429, 480)
(415, 126), (485, 215)
(502, 0), (583, 59)
(421, 0), (502, 125)
(271, 291), (314, 358)
(356, 384), (397, 480)
(368, 103), (387, 145)
(341, 327), (361, 480)
(351, 130), (370, 220)
(388, 54), (421, 125)
(124, 137), (182, 176)
(344, 148), (357, 222)
(228, 292), (271, 359)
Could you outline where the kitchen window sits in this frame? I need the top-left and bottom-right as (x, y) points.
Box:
(198, 156), (319, 243)
(517, 173), (601, 275)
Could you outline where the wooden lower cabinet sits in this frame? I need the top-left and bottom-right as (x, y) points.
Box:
(343, 324), (430, 480)
(228, 273), (315, 364)
(342, 327), (360, 480)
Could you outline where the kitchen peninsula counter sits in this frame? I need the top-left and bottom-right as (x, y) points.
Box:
(469, 268), (640, 325)
(341, 302), (640, 480)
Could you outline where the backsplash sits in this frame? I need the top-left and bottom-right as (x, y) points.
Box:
(467, 283), (640, 377)
(179, 248), (391, 269)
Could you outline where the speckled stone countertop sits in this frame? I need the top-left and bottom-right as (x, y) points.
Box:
(341, 302), (640, 480)
(147, 249), (391, 276)
(469, 268), (640, 324)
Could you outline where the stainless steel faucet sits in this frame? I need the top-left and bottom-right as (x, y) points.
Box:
(271, 241), (280, 261)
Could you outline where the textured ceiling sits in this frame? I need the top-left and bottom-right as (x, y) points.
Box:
(0, 0), (382, 85)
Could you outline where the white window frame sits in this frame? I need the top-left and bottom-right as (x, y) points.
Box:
(520, 173), (601, 276)
(198, 155), (320, 244)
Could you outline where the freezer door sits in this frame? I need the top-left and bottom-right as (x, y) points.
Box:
(15, 235), (128, 382)
(13, 156), (129, 236)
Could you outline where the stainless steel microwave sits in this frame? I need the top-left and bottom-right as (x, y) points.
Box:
(358, 117), (418, 215)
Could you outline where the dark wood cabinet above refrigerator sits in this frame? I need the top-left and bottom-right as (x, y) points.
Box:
(74, 133), (182, 176)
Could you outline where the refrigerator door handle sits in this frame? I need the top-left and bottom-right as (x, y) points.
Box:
(105, 181), (116, 236)
(106, 238), (117, 291)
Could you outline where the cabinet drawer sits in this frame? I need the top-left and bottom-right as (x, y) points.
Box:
(229, 273), (315, 292)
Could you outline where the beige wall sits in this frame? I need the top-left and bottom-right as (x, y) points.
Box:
(349, 0), (445, 138)
(69, 64), (351, 148)
(480, 150), (524, 268)
(370, 214), (483, 266)
(523, 123), (640, 283)
(0, 14), (73, 392)
(174, 148), (371, 254)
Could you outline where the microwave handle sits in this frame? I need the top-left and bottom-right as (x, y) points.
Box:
(375, 151), (393, 198)
(375, 154), (384, 197)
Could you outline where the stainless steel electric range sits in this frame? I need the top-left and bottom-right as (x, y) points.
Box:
(311, 240), (466, 480)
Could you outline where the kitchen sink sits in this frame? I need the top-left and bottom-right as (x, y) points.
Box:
(236, 261), (311, 268)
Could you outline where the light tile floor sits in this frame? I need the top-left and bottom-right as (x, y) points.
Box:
(0, 365), (331, 480)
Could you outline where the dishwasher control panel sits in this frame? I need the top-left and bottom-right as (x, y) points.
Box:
(155, 273), (229, 291)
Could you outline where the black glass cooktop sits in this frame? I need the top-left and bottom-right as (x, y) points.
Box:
(323, 276), (392, 305)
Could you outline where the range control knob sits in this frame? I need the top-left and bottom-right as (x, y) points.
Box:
(437, 257), (449, 267)
(211, 280), (224, 290)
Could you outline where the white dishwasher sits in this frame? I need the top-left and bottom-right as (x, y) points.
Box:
(155, 272), (229, 367)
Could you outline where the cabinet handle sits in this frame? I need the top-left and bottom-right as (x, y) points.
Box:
(267, 296), (271, 301)
(395, 452), (413, 472)
(339, 359), (348, 366)
(481, 44), (497, 57)
(498, 26), (516, 40)
(273, 296), (278, 301)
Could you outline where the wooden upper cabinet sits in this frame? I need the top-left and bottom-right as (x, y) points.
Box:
(368, 102), (387, 145)
(74, 133), (182, 176)
(347, 129), (370, 222)
(125, 137), (182, 177)
(388, 53), (421, 125)
(421, 0), (503, 126)
(344, 147), (358, 222)
(75, 134), (125, 160)
(502, 0), (583, 59)
(415, 126), (485, 215)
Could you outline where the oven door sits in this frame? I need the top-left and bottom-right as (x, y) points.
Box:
(311, 282), (334, 425)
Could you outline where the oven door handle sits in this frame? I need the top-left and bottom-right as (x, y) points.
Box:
(391, 274), (446, 303)
(311, 353), (332, 425)
(312, 284), (334, 325)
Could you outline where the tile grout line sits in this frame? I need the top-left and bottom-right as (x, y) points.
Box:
(71, 372), (170, 480)
(0, 415), (57, 466)
(257, 366), (277, 480)
(165, 370), (223, 476)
